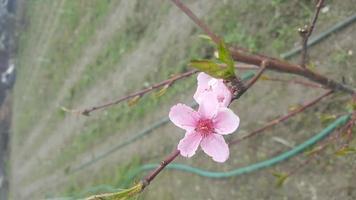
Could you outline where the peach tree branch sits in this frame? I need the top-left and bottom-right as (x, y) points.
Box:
(299, 0), (325, 67)
(229, 90), (333, 145)
(171, 0), (355, 94)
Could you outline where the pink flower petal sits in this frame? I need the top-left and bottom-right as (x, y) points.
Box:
(213, 107), (240, 135)
(198, 93), (219, 119)
(193, 86), (205, 104)
(169, 104), (199, 131)
(194, 73), (212, 104)
(197, 72), (211, 87)
(178, 132), (202, 157)
(200, 134), (229, 162)
(215, 81), (232, 107)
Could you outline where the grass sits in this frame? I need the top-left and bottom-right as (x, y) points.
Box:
(13, 0), (116, 144)
(17, 0), (173, 161)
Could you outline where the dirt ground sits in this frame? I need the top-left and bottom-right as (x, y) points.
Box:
(9, 0), (356, 199)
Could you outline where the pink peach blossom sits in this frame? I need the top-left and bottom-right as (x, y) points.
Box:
(193, 72), (232, 107)
(169, 93), (239, 162)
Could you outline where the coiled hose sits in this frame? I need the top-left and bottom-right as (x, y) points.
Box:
(127, 115), (350, 180)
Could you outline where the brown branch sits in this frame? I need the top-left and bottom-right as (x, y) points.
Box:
(80, 70), (198, 116)
(231, 64), (260, 70)
(231, 60), (267, 100)
(171, 0), (355, 94)
(171, 0), (220, 44)
(229, 48), (355, 94)
(299, 0), (325, 67)
(263, 77), (324, 89)
(141, 149), (180, 189)
(229, 90), (333, 145)
(244, 60), (267, 90)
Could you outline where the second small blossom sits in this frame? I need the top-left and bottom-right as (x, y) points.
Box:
(193, 72), (232, 107)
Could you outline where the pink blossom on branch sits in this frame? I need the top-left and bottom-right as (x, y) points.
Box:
(193, 72), (232, 107)
(169, 93), (239, 162)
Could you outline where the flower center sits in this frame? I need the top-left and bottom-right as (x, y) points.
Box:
(196, 119), (214, 137)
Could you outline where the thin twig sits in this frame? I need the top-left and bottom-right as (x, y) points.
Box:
(263, 77), (324, 89)
(231, 60), (267, 100)
(141, 149), (180, 189)
(76, 65), (256, 116)
(232, 64), (260, 70)
(79, 70), (198, 116)
(171, 0), (221, 44)
(244, 60), (268, 90)
(299, 0), (325, 67)
(229, 90), (333, 145)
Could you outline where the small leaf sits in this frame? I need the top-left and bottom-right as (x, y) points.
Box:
(60, 106), (78, 114)
(217, 40), (234, 70)
(288, 104), (302, 112)
(127, 96), (141, 107)
(259, 75), (271, 80)
(345, 101), (356, 112)
(272, 172), (288, 187)
(155, 84), (169, 97)
(304, 145), (325, 156)
(198, 34), (213, 42)
(319, 114), (337, 125)
(306, 62), (317, 72)
(60, 106), (82, 116)
(335, 147), (356, 156)
(86, 183), (143, 200)
(190, 60), (235, 79)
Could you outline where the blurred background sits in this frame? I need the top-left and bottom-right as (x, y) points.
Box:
(0, 0), (355, 199)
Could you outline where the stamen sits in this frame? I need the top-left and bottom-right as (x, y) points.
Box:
(196, 119), (214, 137)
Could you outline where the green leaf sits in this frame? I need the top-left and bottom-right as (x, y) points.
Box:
(288, 104), (302, 112)
(86, 183), (143, 200)
(319, 114), (337, 125)
(154, 84), (169, 98)
(190, 60), (235, 79)
(272, 172), (289, 187)
(306, 62), (317, 72)
(345, 101), (356, 112)
(217, 40), (235, 74)
(259, 75), (271, 80)
(335, 147), (356, 156)
(304, 145), (324, 156)
(127, 96), (140, 107)
(198, 34), (213, 42)
(190, 39), (236, 80)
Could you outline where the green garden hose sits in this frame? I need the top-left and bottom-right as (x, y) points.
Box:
(127, 114), (351, 180)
